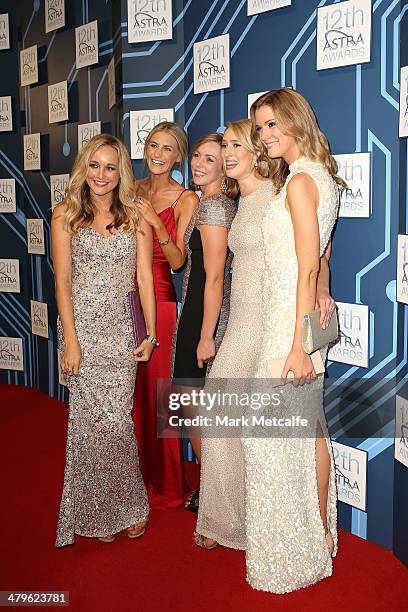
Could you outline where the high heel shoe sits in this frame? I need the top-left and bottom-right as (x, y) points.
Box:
(98, 534), (116, 543)
(127, 520), (147, 539)
(192, 531), (218, 550)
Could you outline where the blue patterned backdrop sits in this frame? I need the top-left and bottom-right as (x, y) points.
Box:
(0, 0), (407, 564)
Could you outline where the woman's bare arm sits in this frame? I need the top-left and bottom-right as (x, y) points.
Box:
(196, 224), (228, 368)
(135, 215), (156, 361)
(136, 190), (199, 270)
(51, 204), (82, 376)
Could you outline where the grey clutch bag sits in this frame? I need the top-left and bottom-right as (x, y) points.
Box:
(301, 308), (339, 354)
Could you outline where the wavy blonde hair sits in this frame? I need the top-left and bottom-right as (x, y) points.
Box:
(223, 119), (271, 199)
(144, 121), (188, 172)
(63, 134), (138, 234)
(190, 132), (236, 200)
(250, 88), (346, 194)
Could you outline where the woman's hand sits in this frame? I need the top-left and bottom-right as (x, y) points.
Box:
(133, 339), (156, 362)
(62, 339), (82, 377)
(315, 289), (335, 330)
(281, 348), (317, 387)
(197, 338), (216, 369)
(135, 195), (160, 229)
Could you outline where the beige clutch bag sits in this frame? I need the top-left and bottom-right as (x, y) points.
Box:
(301, 308), (339, 354)
(268, 351), (325, 387)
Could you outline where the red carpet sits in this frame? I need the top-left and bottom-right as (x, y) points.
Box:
(1, 384), (407, 611)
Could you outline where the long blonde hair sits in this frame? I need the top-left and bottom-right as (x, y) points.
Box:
(223, 119), (271, 199)
(144, 121), (188, 172)
(190, 132), (236, 200)
(63, 134), (138, 234)
(250, 88), (346, 193)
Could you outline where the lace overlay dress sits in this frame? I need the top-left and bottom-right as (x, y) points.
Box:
(244, 157), (339, 593)
(196, 180), (274, 549)
(56, 227), (149, 547)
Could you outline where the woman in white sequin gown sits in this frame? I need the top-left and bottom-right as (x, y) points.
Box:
(52, 135), (156, 547)
(244, 88), (345, 592)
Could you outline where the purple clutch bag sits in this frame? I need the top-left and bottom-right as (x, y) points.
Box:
(128, 290), (147, 347)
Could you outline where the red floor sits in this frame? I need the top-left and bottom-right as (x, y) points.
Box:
(1, 384), (407, 611)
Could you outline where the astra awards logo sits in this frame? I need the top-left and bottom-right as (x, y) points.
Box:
(0, 178), (16, 213)
(395, 396), (408, 469)
(23, 133), (41, 170)
(332, 441), (367, 511)
(0, 337), (23, 372)
(328, 301), (369, 368)
(317, 0), (372, 70)
(334, 152), (370, 218)
(0, 259), (20, 293)
(0, 13), (10, 50)
(399, 66), (408, 138)
(247, 0), (291, 17)
(30, 300), (49, 339)
(128, 0), (172, 43)
(75, 21), (98, 69)
(0, 96), (12, 132)
(194, 34), (230, 95)
(397, 234), (408, 305)
(48, 81), (68, 123)
(50, 174), (69, 210)
(130, 108), (174, 159)
(20, 45), (38, 86)
(45, 0), (65, 33)
(78, 121), (101, 152)
(27, 219), (45, 255)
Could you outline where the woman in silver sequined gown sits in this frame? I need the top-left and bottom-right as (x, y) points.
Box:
(52, 135), (156, 547)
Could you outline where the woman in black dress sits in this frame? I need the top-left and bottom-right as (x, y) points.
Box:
(171, 133), (236, 510)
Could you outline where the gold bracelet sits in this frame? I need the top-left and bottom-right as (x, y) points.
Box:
(157, 235), (171, 246)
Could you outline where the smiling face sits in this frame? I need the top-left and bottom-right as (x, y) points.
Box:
(221, 126), (257, 181)
(145, 130), (181, 176)
(86, 145), (120, 198)
(190, 141), (223, 191)
(254, 104), (299, 165)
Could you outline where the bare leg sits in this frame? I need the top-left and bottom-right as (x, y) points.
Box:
(316, 421), (334, 554)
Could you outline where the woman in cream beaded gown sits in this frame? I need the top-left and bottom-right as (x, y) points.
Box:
(52, 135), (156, 546)
(244, 88), (346, 592)
(194, 119), (272, 550)
(195, 118), (335, 553)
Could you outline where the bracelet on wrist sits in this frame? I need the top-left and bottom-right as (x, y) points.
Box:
(145, 334), (160, 347)
(157, 235), (171, 246)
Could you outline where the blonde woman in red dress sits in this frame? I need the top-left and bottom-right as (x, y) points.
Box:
(133, 122), (198, 509)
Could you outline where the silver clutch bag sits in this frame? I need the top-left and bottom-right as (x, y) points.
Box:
(301, 308), (339, 354)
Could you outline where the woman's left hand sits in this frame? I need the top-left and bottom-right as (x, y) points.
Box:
(133, 339), (156, 362)
(135, 195), (160, 228)
(315, 289), (335, 330)
(197, 338), (216, 369)
(281, 348), (317, 387)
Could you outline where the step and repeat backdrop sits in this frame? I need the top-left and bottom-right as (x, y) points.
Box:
(0, 0), (407, 562)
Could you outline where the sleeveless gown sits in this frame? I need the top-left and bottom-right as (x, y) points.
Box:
(245, 157), (339, 593)
(133, 203), (184, 509)
(56, 227), (149, 547)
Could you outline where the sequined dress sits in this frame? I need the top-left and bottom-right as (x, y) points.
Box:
(56, 227), (149, 547)
(244, 157), (340, 593)
(196, 180), (274, 549)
